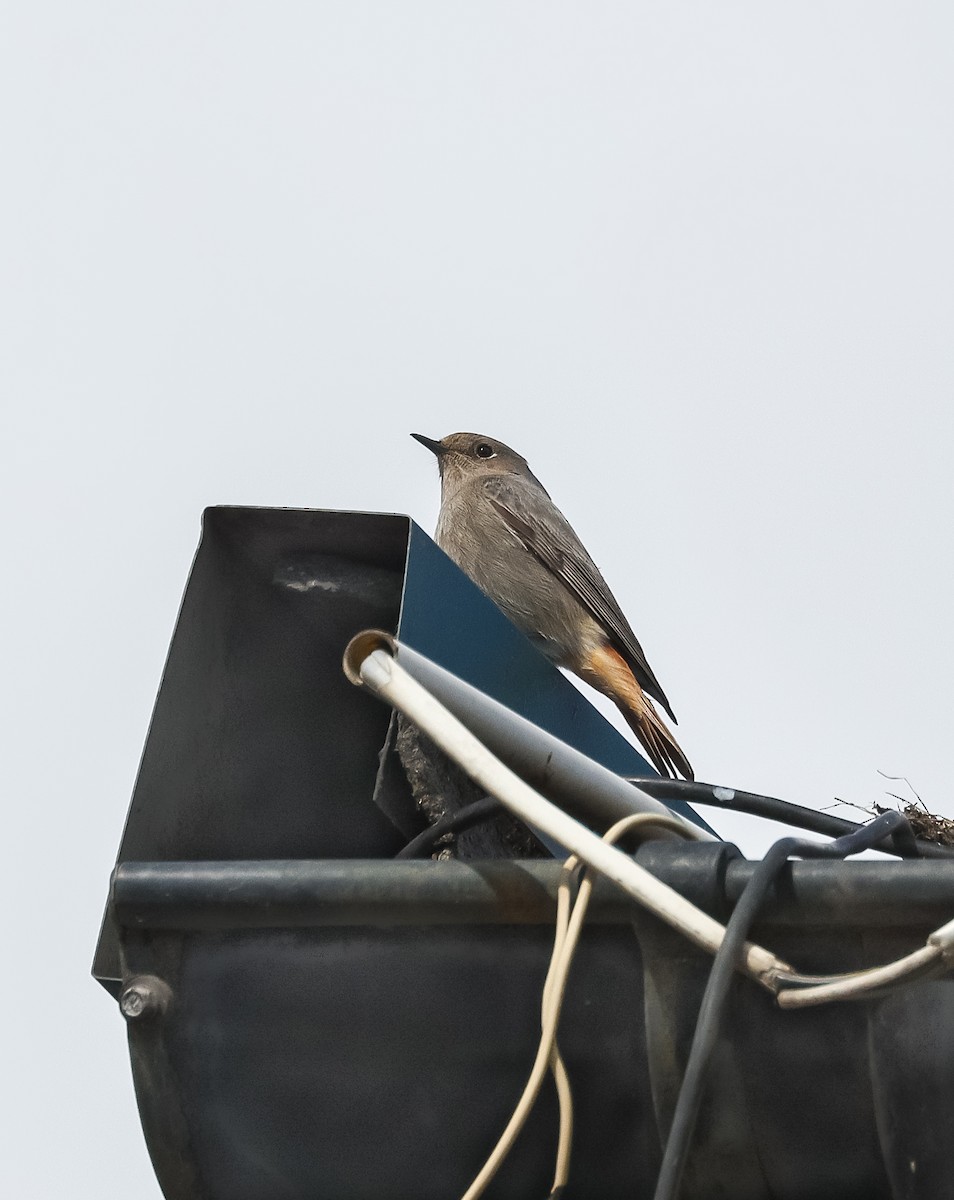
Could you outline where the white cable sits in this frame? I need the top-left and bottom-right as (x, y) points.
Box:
(460, 812), (699, 1200)
(351, 645), (789, 989)
(545, 814), (706, 1193)
(457, 862), (571, 1200)
(772, 896), (954, 1002)
(928, 915), (954, 968)
(543, 878), (574, 1196)
(776, 943), (943, 1008)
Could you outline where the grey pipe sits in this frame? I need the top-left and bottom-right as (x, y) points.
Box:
(343, 630), (714, 837)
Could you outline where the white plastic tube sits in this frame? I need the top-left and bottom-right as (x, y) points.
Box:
(346, 639), (790, 989)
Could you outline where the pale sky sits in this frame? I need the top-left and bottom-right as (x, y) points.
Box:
(3, 5), (953, 1196)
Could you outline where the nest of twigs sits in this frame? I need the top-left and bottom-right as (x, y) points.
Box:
(874, 801), (954, 848)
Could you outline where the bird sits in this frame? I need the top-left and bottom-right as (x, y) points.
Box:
(411, 431), (693, 780)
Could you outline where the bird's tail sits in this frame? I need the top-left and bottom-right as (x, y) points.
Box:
(580, 644), (694, 781)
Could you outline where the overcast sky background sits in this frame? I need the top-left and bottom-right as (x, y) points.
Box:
(3, 5), (953, 1196)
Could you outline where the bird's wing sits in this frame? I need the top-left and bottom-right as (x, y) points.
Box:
(483, 475), (677, 721)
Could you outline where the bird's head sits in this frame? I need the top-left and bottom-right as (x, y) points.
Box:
(411, 432), (531, 492)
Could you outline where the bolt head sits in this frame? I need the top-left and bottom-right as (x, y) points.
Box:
(119, 975), (171, 1021)
(120, 988), (147, 1018)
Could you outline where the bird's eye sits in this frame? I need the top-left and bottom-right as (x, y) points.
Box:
(475, 443), (495, 459)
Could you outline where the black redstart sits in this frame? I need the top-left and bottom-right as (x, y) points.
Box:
(411, 431), (693, 780)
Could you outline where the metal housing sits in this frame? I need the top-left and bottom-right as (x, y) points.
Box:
(95, 508), (954, 1199)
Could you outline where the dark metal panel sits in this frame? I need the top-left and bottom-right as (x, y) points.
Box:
(121, 936), (212, 1200)
(867, 969), (954, 1199)
(113, 506), (410, 865)
(729, 958), (889, 1200)
(114, 892), (954, 1200)
(93, 508), (414, 987)
(636, 920), (774, 1200)
(109, 844), (954, 1198)
(139, 923), (654, 1200)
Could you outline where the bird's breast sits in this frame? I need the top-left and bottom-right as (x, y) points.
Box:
(435, 487), (603, 668)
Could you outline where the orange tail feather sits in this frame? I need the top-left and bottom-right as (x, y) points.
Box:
(579, 644), (694, 781)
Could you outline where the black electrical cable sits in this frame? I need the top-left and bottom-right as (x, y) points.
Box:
(652, 809), (914, 1200)
(398, 778), (939, 861)
(629, 777), (951, 859)
(395, 796), (502, 859)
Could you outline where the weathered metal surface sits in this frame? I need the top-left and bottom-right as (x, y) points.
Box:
(111, 848), (954, 1200)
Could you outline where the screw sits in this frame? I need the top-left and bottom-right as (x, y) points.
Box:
(119, 975), (171, 1021)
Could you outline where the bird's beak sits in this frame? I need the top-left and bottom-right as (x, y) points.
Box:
(410, 433), (445, 457)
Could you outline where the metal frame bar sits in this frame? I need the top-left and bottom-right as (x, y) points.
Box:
(113, 858), (954, 930)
